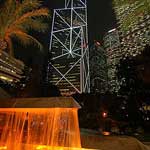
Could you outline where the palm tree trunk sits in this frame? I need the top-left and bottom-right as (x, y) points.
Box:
(6, 37), (14, 56)
(0, 38), (7, 51)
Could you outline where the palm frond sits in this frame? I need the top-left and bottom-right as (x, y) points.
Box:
(0, 0), (43, 37)
(12, 8), (49, 27)
(0, 0), (50, 57)
(0, 0), (16, 37)
(13, 0), (42, 20)
(4, 36), (14, 56)
(3, 0), (16, 22)
(18, 18), (49, 33)
(10, 29), (43, 50)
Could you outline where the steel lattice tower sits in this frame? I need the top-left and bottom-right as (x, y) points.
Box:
(49, 0), (90, 95)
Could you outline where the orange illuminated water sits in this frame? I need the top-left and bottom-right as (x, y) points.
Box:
(0, 108), (81, 150)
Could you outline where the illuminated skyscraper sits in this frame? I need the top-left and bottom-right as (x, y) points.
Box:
(49, 0), (90, 95)
(103, 28), (120, 92)
(90, 41), (108, 93)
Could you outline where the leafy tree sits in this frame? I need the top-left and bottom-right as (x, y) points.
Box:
(116, 46), (150, 130)
(73, 93), (102, 129)
(113, 0), (150, 31)
(0, 0), (50, 56)
(117, 45), (150, 96)
(117, 57), (142, 96)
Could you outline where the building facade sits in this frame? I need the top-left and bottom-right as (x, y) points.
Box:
(103, 29), (120, 93)
(0, 51), (25, 85)
(0, 50), (26, 97)
(49, 0), (90, 96)
(90, 41), (108, 93)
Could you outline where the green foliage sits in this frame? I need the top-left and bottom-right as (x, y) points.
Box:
(117, 56), (142, 96)
(116, 46), (150, 130)
(113, 0), (150, 31)
(117, 45), (150, 96)
(0, 0), (50, 56)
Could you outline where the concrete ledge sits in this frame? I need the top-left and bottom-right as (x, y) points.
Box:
(81, 135), (150, 150)
(0, 97), (81, 108)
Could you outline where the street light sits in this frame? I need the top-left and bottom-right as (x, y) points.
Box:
(102, 112), (108, 118)
(102, 111), (111, 136)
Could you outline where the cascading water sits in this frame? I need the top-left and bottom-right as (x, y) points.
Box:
(0, 97), (95, 150)
(0, 108), (82, 150)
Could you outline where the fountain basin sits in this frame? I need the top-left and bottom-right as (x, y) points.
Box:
(0, 145), (96, 150)
(0, 97), (85, 150)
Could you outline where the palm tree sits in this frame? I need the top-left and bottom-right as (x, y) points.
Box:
(0, 0), (49, 56)
(113, 0), (150, 31)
